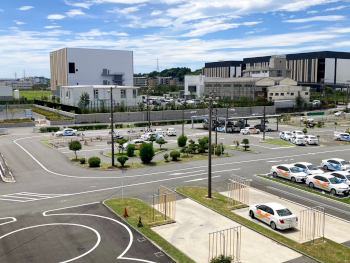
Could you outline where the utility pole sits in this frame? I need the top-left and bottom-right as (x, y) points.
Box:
(182, 105), (184, 136)
(110, 87), (115, 166)
(208, 98), (213, 199)
(147, 88), (151, 129)
(263, 106), (266, 141)
(215, 107), (218, 147)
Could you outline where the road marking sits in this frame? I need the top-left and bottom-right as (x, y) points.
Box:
(0, 217), (17, 226)
(184, 175), (221, 183)
(0, 192), (68, 203)
(0, 223), (101, 263)
(43, 203), (156, 263)
(250, 144), (293, 150)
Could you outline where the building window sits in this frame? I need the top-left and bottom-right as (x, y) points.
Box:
(305, 92), (309, 95)
(121, 89), (126, 98)
(69, 63), (75, 74)
(269, 93), (273, 96)
(275, 93), (279, 96)
(258, 93), (264, 97)
(281, 93), (284, 96)
(133, 89), (137, 98)
(291, 93), (294, 96)
(94, 90), (99, 100)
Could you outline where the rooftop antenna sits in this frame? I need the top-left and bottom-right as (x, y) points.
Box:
(15, 72), (17, 80)
(24, 70), (25, 78)
(157, 58), (159, 72)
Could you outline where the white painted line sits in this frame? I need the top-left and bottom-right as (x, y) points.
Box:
(0, 223), (101, 263)
(1, 194), (39, 200)
(17, 192), (66, 197)
(0, 217), (17, 226)
(184, 175), (221, 183)
(0, 198), (27, 202)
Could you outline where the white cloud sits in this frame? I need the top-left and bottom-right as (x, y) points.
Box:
(284, 15), (345, 23)
(78, 29), (129, 37)
(294, 24), (316, 30)
(13, 20), (26, 25)
(307, 10), (318, 14)
(66, 9), (86, 17)
(18, 6), (34, 11)
(151, 10), (163, 16)
(64, 1), (92, 9)
(47, 14), (66, 20)
(245, 28), (267, 34)
(109, 6), (141, 14)
(325, 5), (347, 11)
(44, 26), (62, 29)
(0, 9), (4, 12)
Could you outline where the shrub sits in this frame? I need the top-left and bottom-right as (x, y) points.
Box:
(241, 138), (250, 151)
(127, 144), (136, 157)
(178, 135), (188, 147)
(79, 158), (86, 164)
(302, 128), (308, 134)
(316, 121), (324, 128)
(164, 153), (169, 161)
(210, 255), (233, 263)
(88, 157), (101, 167)
(47, 127), (60, 132)
(215, 144), (225, 156)
(69, 140), (82, 160)
(198, 137), (209, 153)
(139, 143), (155, 164)
(156, 138), (167, 148)
(117, 156), (129, 167)
(170, 150), (180, 161)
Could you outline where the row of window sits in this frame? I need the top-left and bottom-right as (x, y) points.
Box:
(270, 92), (308, 96)
(93, 89), (138, 99)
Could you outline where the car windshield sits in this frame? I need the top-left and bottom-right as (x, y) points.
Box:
(346, 175), (350, 180)
(341, 161), (349, 165)
(297, 136), (304, 139)
(276, 208), (292, 217)
(286, 133), (292, 136)
(310, 136), (317, 139)
(307, 165), (317, 170)
(168, 128), (175, 131)
(296, 132), (303, 135)
(289, 167), (299, 173)
(329, 177), (342, 184)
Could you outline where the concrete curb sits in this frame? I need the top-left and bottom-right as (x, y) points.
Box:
(174, 187), (322, 263)
(257, 175), (350, 208)
(102, 199), (180, 263)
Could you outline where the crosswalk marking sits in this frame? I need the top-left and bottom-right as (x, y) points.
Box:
(0, 192), (67, 203)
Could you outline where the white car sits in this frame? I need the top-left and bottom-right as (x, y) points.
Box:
(312, 100), (321, 106)
(306, 174), (349, 196)
(154, 128), (165, 136)
(55, 128), (79, 136)
(321, 158), (350, 171)
(270, 164), (308, 183)
(122, 139), (149, 151)
(140, 132), (164, 141)
(291, 130), (305, 139)
(304, 135), (319, 145)
(279, 131), (292, 141)
(334, 111), (345, 117)
(293, 162), (324, 175)
(334, 131), (350, 142)
(290, 136), (306, 145)
(300, 116), (314, 122)
(166, 127), (177, 136)
(240, 127), (260, 135)
(329, 171), (350, 187)
(249, 202), (298, 230)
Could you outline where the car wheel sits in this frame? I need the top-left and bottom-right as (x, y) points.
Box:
(291, 177), (296, 183)
(270, 221), (277, 230)
(249, 210), (255, 219)
(323, 165), (328, 171)
(273, 172), (277, 178)
(309, 182), (314, 188)
(330, 189), (336, 195)
(257, 131), (260, 134)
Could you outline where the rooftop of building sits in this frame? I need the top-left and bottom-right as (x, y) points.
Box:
(61, 85), (139, 89)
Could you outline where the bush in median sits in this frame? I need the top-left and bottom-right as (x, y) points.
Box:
(88, 157), (101, 167)
(170, 150), (180, 161)
(177, 135), (187, 147)
(126, 144), (136, 157)
(139, 143), (155, 164)
(117, 156), (129, 167)
(79, 158), (86, 164)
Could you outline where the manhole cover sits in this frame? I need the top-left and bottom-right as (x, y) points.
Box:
(137, 238), (146, 242)
(155, 252), (164, 257)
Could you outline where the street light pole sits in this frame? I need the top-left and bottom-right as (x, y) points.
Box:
(215, 107), (218, 147)
(110, 87), (115, 166)
(263, 106), (266, 141)
(182, 105), (184, 136)
(147, 88), (151, 129)
(208, 98), (213, 199)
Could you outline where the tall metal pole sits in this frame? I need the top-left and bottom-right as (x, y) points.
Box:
(263, 106), (266, 141)
(110, 87), (115, 166)
(215, 107), (218, 146)
(182, 105), (184, 136)
(208, 99), (212, 199)
(147, 89), (150, 129)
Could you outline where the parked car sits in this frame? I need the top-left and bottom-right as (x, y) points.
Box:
(240, 127), (261, 135)
(254, 124), (272, 132)
(306, 174), (349, 195)
(300, 116), (314, 122)
(56, 128), (79, 136)
(166, 127), (177, 136)
(321, 158), (350, 171)
(304, 135), (319, 145)
(248, 202), (298, 230)
(329, 171), (350, 187)
(270, 164), (308, 183)
(290, 136), (306, 145)
(334, 131), (350, 141)
(291, 130), (305, 138)
(123, 139), (149, 151)
(155, 128), (165, 136)
(312, 100), (321, 106)
(279, 131), (292, 141)
(334, 111), (345, 117)
(293, 162), (324, 175)
(140, 133), (164, 141)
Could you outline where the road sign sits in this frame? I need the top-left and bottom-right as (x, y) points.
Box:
(25, 109), (33, 117)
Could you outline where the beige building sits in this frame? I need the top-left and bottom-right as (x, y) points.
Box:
(243, 55), (292, 78)
(267, 85), (310, 103)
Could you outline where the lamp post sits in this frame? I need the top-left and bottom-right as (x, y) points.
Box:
(147, 87), (151, 129)
(108, 87), (115, 166)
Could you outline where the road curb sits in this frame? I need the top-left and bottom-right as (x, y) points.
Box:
(257, 175), (350, 208)
(102, 199), (180, 263)
(174, 187), (322, 263)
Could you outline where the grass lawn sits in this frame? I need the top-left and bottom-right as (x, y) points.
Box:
(0, 118), (33, 124)
(105, 198), (195, 263)
(14, 90), (52, 100)
(257, 175), (350, 205)
(104, 147), (180, 158)
(225, 145), (258, 153)
(177, 187), (350, 263)
(261, 139), (294, 147)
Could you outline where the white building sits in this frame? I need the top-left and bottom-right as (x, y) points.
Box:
(184, 75), (219, 98)
(59, 85), (141, 108)
(0, 86), (13, 101)
(50, 48), (134, 93)
(267, 85), (310, 104)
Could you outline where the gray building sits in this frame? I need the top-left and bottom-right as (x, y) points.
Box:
(0, 86), (13, 101)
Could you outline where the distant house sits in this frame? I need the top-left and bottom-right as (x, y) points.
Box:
(59, 85), (141, 109)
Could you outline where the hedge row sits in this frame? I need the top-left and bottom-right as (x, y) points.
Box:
(68, 125), (109, 131)
(0, 118), (33, 124)
(39, 127), (60, 133)
(132, 119), (202, 127)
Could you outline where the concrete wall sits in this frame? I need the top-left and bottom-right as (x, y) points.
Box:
(0, 122), (35, 128)
(46, 120), (75, 126)
(33, 105), (76, 118)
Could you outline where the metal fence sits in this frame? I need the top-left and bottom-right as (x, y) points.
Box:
(299, 206), (325, 243)
(148, 185), (176, 224)
(228, 175), (250, 207)
(209, 226), (242, 263)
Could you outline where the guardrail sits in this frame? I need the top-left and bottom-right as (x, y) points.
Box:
(0, 152), (15, 182)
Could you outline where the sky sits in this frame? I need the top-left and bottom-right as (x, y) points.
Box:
(1, 0), (350, 78)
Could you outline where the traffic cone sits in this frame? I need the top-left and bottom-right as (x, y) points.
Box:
(124, 207), (129, 218)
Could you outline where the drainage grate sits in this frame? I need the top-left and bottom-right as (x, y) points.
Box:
(155, 252), (164, 257)
(137, 238), (146, 242)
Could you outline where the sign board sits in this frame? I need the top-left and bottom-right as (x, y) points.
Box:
(307, 112), (324, 116)
(25, 109), (33, 117)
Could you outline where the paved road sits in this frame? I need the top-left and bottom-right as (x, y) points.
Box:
(0, 121), (349, 262)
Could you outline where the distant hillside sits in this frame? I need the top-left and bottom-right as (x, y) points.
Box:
(134, 67), (203, 82)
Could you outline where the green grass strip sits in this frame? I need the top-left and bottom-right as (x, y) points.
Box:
(105, 198), (195, 263)
(257, 175), (350, 205)
(176, 186), (350, 263)
(225, 145), (258, 153)
(261, 139), (294, 146)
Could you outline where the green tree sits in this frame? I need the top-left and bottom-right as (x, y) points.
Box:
(198, 137), (209, 153)
(302, 128), (308, 134)
(78, 92), (90, 110)
(117, 156), (129, 167)
(163, 153), (169, 161)
(69, 141), (82, 160)
(126, 144), (136, 157)
(170, 150), (180, 161)
(178, 135), (188, 147)
(156, 138), (167, 148)
(241, 138), (250, 151)
(149, 136), (157, 145)
(120, 100), (125, 112)
(295, 93), (303, 107)
(138, 102), (145, 111)
(117, 139), (128, 154)
(139, 143), (155, 163)
(325, 86), (334, 94)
